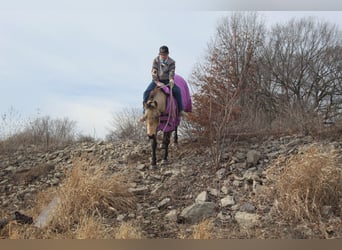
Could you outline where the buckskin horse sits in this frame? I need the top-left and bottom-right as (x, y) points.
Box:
(142, 74), (192, 167)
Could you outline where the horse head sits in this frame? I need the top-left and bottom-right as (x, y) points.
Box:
(144, 99), (161, 139)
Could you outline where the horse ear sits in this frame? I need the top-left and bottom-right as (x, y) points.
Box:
(153, 101), (158, 108)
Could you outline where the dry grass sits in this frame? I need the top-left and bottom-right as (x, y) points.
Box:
(178, 219), (214, 239)
(47, 158), (137, 237)
(114, 222), (143, 239)
(3, 158), (139, 239)
(51, 159), (136, 230)
(192, 219), (214, 239)
(73, 214), (110, 239)
(267, 144), (342, 223)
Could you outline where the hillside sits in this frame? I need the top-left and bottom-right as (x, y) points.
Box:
(0, 134), (341, 239)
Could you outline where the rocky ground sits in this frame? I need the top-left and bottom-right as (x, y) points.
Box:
(0, 134), (341, 238)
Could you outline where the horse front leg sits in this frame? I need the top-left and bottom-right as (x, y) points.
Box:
(150, 135), (157, 166)
(162, 132), (171, 163)
(174, 126), (178, 144)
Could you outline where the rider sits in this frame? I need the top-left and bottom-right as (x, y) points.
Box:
(141, 45), (184, 121)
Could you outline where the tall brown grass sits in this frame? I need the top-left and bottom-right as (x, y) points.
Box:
(179, 219), (214, 239)
(114, 222), (143, 239)
(4, 158), (140, 239)
(267, 144), (342, 223)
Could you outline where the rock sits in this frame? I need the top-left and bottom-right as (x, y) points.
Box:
(231, 204), (240, 211)
(137, 164), (147, 171)
(235, 152), (246, 161)
(220, 195), (235, 207)
(233, 180), (241, 187)
(246, 150), (261, 166)
(34, 197), (60, 228)
(216, 168), (226, 179)
(240, 203), (256, 213)
(195, 191), (208, 203)
(243, 169), (260, 182)
(128, 213), (135, 219)
(149, 208), (160, 215)
(234, 212), (259, 228)
(180, 202), (216, 224)
(221, 186), (229, 195)
(117, 214), (126, 221)
(217, 212), (231, 221)
(157, 198), (171, 209)
(321, 206), (332, 217)
(252, 182), (265, 195)
(0, 179), (8, 185)
(128, 186), (149, 195)
(165, 209), (178, 222)
(208, 188), (219, 197)
(230, 162), (246, 170)
(4, 166), (16, 172)
(163, 169), (180, 177)
(50, 178), (59, 186)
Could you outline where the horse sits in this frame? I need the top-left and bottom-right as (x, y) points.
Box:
(142, 74), (192, 167)
(143, 85), (179, 166)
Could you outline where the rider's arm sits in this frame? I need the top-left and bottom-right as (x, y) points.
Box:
(168, 59), (175, 81)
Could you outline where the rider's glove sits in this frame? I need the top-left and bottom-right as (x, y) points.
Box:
(169, 78), (175, 88)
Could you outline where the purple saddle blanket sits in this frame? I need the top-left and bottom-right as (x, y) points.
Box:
(158, 74), (192, 112)
(157, 74), (192, 132)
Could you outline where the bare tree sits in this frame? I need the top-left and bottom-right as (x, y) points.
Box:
(189, 12), (265, 167)
(107, 107), (145, 142)
(261, 17), (342, 130)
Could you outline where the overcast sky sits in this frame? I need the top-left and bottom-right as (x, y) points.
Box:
(1, 1), (341, 138)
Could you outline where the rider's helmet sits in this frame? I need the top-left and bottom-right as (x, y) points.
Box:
(159, 46), (169, 55)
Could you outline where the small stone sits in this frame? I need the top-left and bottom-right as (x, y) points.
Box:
(240, 203), (256, 213)
(243, 170), (260, 182)
(195, 191), (208, 203)
(150, 209), (159, 215)
(50, 178), (59, 186)
(233, 180), (241, 187)
(217, 212), (231, 221)
(235, 212), (259, 228)
(216, 168), (226, 179)
(246, 150), (261, 166)
(231, 205), (240, 211)
(235, 152), (246, 160)
(137, 164), (147, 171)
(4, 166), (16, 172)
(220, 195), (235, 207)
(165, 210), (178, 222)
(128, 186), (149, 195)
(117, 214), (126, 221)
(157, 198), (171, 209)
(208, 188), (219, 197)
(221, 186), (229, 195)
(230, 162), (246, 170)
(321, 206), (332, 216)
(180, 202), (216, 224)
(128, 213), (135, 219)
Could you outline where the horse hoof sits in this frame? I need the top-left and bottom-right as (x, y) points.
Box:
(161, 160), (168, 165)
(149, 164), (157, 170)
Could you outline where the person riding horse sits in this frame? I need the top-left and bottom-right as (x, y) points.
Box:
(141, 45), (185, 122)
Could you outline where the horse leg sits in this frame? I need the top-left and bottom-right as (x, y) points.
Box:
(162, 132), (171, 163)
(150, 135), (157, 166)
(174, 126), (178, 144)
